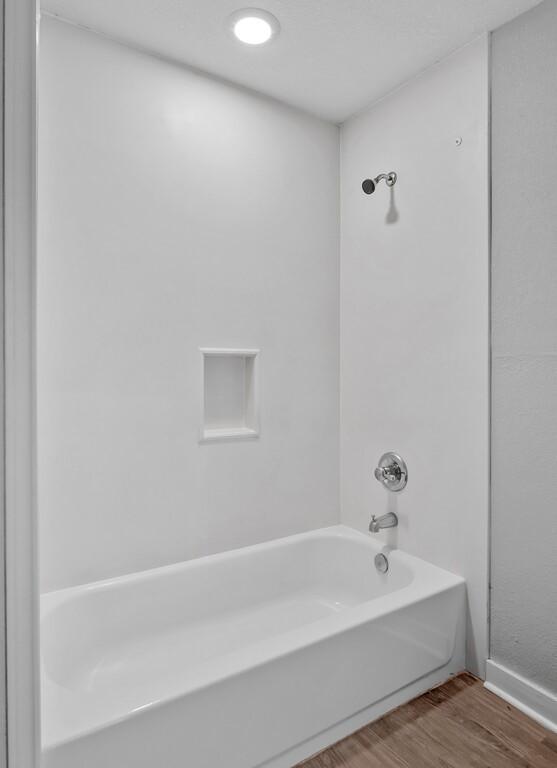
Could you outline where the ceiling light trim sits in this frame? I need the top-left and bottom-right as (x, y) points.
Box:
(228, 8), (280, 46)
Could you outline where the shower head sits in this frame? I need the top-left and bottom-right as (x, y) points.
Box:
(362, 171), (397, 195)
(362, 178), (376, 194)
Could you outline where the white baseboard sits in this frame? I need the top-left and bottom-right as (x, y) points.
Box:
(485, 659), (557, 734)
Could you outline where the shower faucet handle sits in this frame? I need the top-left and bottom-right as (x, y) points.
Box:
(374, 452), (408, 492)
(374, 465), (398, 483)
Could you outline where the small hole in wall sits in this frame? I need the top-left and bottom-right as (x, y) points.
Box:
(200, 349), (259, 442)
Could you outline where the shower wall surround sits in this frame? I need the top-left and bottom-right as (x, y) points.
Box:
(490, 0), (557, 711)
(339, 37), (490, 676)
(38, 18), (492, 680)
(38, 17), (339, 592)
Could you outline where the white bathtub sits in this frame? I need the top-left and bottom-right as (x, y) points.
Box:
(41, 525), (465, 768)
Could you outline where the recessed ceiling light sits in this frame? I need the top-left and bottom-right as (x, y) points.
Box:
(229, 9), (280, 46)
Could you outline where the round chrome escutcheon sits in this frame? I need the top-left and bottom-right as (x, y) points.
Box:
(374, 553), (389, 574)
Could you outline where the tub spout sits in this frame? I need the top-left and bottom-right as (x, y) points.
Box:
(369, 512), (398, 533)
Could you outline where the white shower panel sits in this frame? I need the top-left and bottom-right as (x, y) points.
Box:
(340, 37), (489, 676)
(38, 17), (340, 592)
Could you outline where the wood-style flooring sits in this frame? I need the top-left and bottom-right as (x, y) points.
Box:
(298, 673), (557, 767)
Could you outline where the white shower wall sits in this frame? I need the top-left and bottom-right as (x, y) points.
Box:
(38, 16), (340, 592)
(39, 19), (490, 678)
(339, 37), (490, 676)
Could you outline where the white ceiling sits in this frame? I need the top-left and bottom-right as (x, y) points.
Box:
(42, 0), (542, 122)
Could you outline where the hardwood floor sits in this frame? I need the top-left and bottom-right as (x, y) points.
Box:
(298, 673), (557, 767)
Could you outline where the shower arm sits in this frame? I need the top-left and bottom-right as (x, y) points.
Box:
(374, 172), (397, 187)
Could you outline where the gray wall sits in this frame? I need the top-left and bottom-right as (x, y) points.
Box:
(491, 0), (557, 693)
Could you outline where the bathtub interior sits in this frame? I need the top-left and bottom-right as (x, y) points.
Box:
(42, 529), (412, 685)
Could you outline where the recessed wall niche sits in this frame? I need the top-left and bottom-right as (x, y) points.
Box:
(200, 349), (259, 442)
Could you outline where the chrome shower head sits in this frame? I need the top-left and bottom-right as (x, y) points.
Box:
(362, 171), (397, 195)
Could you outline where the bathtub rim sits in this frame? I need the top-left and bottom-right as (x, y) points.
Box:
(41, 524), (462, 603)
